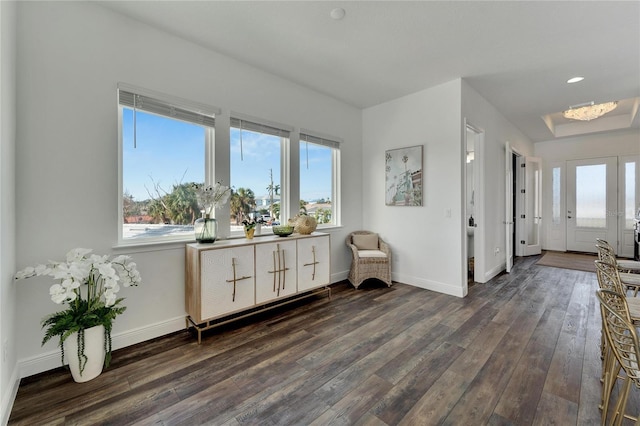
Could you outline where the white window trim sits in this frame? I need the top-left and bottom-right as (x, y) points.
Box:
(116, 84), (219, 247)
(299, 129), (342, 228)
(116, 85), (342, 248)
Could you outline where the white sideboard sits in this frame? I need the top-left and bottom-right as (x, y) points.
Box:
(185, 232), (331, 342)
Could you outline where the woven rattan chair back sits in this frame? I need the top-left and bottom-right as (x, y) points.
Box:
(597, 242), (617, 264)
(597, 289), (640, 425)
(595, 260), (626, 295)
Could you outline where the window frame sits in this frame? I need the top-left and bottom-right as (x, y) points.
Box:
(116, 84), (219, 247)
(229, 114), (292, 237)
(116, 84), (342, 248)
(299, 130), (342, 228)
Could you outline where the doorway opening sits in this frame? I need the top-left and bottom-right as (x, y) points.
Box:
(465, 122), (484, 285)
(505, 143), (542, 273)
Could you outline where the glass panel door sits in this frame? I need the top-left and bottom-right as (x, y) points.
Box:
(619, 156), (640, 257)
(523, 157), (542, 255)
(575, 164), (607, 228)
(566, 157), (617, 253)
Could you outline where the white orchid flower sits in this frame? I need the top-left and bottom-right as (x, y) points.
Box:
(111, 255), (131, 264)
(97, 263), (117, 280)
(104, 289), (117, 307)
(51, 264), (74, 281)
(50, 284), (76, 304)
(34, 264), (50, 276)
(15, 266), (36, 280)
(65, 248), (92, 262)
(60, 278), (80, 290)
(68, 262), (90, 282)
(106, 282), (120, 293)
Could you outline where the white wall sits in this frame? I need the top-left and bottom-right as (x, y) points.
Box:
(461, 80), (534, 281)
(363, 80), (465, 297)
(14, 1), (362, 378)
(535, 129), (640, 251)
(1, 1), (18, 423)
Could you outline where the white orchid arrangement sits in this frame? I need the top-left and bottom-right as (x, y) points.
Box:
(193, 182), (231, 217)
(15, 248), (142, 374)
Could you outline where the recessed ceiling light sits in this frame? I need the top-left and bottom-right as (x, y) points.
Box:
(330, 8), (346, 20)
(567, 76), (585, 84)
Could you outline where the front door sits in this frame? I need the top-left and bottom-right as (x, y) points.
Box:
(566, 157), (618, 253)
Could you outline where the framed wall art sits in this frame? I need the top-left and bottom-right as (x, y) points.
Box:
(385, 145), (423, 206)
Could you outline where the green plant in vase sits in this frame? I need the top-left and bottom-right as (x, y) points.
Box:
(242, 218), (258, 239)
(15, 248), (141, 380)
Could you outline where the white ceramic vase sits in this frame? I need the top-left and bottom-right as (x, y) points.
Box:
(63, 324), (106, 383)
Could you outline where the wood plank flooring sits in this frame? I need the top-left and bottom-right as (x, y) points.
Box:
(8, 254), (636, 425)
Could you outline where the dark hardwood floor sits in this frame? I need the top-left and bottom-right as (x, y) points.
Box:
(9, 254), (635, 425)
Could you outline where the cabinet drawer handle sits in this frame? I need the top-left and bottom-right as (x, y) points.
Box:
(268, 245), (290, 296)
(303, 246), (319, 280)
(225, 258), (252, 302)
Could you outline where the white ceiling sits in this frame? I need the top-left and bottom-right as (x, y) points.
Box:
(97, 1), (640, 142)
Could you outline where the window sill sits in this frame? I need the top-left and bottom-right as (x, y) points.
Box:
(113, 225), (343, 254)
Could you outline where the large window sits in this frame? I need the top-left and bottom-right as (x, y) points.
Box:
(300, 132), (340, 226)
(230, 117), (290, 235)
(118, 86), (216, 243)
(118, 85), (341, 245)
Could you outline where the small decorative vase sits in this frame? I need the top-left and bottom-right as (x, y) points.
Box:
(63, 325), (106, 383)
(244, 227), (255, 239)
(194, 215), (218, 243)
(295, 216), (317, 235)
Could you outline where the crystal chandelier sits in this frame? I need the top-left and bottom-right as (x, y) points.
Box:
(563, 101), (618, 121)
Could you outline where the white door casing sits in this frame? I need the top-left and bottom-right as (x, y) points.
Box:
(505, 142), (514, 272)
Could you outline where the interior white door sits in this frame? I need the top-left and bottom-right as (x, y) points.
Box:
(505, 142), (514, 272)
(566, 157), (618, 253)
(520, 156), (542, 256)
(619, 155), (640, 257)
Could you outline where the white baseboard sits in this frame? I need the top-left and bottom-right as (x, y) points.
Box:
(1, 365), (19, 426)
(17, 315), (186, 379)
(111, 315), (186, 351)
(484, 262), (506, 282)
(391, 272), (465, 298)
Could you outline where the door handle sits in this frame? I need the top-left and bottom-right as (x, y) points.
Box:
(568, 215), (573, 219)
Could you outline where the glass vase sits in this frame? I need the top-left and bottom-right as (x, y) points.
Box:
(194, 215), (218, 243)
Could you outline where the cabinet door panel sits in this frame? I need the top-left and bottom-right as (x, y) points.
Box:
(255, 240), (297, 304)
(298, 235), (330, 291)
(200, 245), (255, 320)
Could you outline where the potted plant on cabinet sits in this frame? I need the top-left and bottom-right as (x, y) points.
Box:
(15, 248), (142, 382)
(242, 218), (258, 239)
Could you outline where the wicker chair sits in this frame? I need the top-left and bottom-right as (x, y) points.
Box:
(596, 289), (640, 425)
(346, 231), (392, 289)
(596, 241), (640, 296)
(596, 239), (640, 274)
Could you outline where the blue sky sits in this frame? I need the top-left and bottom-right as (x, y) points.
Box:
(123, 109), (332, 203)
